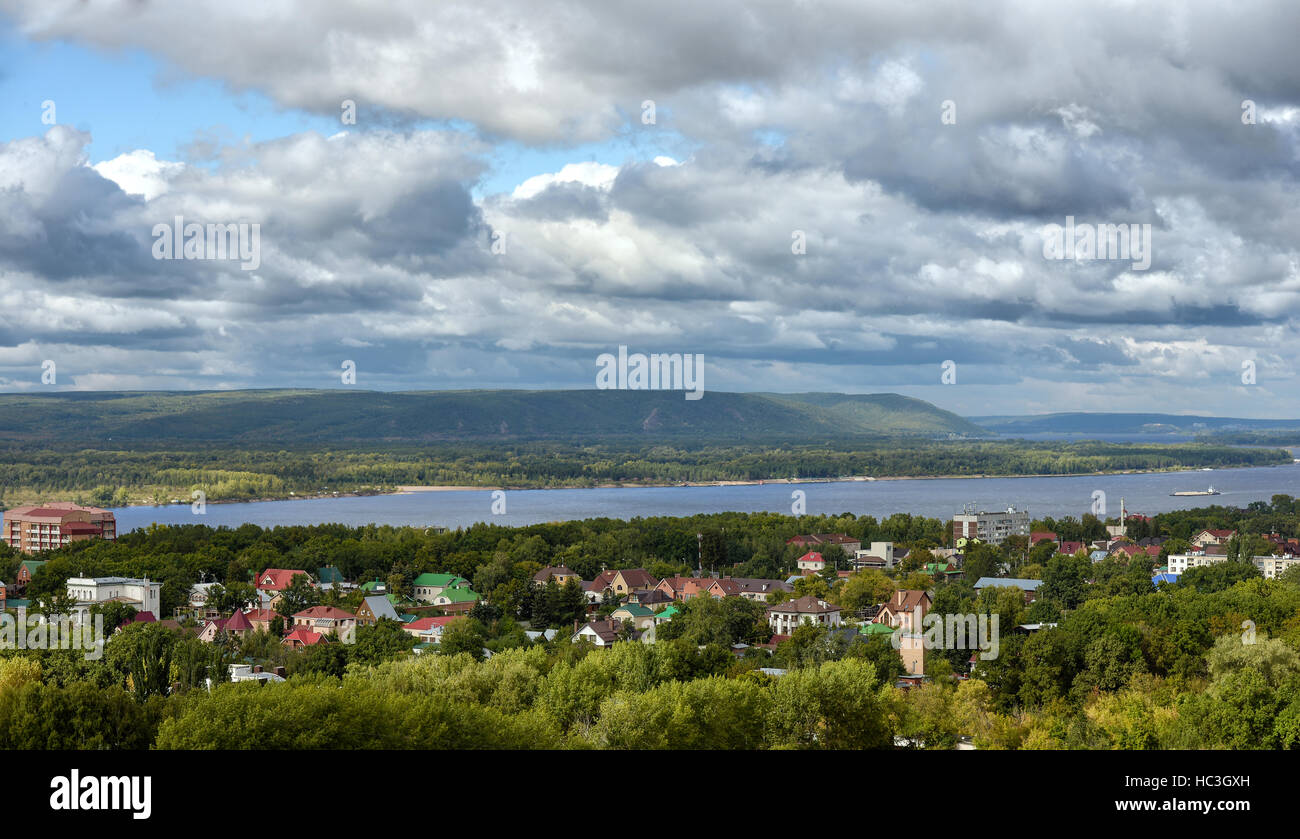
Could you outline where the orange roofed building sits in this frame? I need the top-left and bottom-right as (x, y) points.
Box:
(2, 503), (116, 554)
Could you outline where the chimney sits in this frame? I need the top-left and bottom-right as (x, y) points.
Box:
(573, 619), (581, 634)
(253, 665), (262, 673)
(274, 666), (286, 677)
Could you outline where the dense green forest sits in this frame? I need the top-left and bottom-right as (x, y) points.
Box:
(0, 389), (984, 442)
(0, 440), (1288, 507)
(5, 498), (1300, 749)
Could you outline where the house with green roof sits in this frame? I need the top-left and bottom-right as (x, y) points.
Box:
(860, 622), (897, 637)
(610, 602), (656, 631)
(654, 605), (679, 624)
(431, 583), (478, 609)
(413, 573), (470, 603)
(316, 565), (346, 586)
(17, 560), (46, 588)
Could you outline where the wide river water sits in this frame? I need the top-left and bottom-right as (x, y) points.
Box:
(110, 459), (1300, 533)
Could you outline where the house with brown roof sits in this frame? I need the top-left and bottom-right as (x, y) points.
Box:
(292, 605), (356, 639)
(786, 534), (862, 554)
(1192, 529), (1236, 548)
(875, 590), (932, 631)
(571, 618), (626, 646)
(1030, 531), (1058, 546)
(655, 576), (710, 601)
(729, 577), (794, 602)
(532, 565), (581, 587)
(198, 609), (254, 643)
(245, 608), (279, 634)
(591, 568), (659, 598)
(765, 595), (842, 635)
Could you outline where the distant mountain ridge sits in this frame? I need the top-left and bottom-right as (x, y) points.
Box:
(0, 389), (985, 444)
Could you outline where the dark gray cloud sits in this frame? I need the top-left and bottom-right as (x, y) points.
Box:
(0, 2), (1298, 414)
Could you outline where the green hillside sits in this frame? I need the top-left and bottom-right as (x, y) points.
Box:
(0, 389), (986, 444)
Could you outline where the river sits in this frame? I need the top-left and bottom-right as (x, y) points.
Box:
(109, 459), (1300, 533)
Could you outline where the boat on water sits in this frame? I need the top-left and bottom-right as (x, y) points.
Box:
(1170, 486), (1220, 497)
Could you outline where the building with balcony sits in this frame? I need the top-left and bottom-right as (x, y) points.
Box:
(2, 503), (117, 554)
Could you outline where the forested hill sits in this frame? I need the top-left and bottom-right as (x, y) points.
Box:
(0, 389), (986, 444)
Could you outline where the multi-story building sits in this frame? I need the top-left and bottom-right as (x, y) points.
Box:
(766, 595), (842, 635)
(1168, 553), (1300, 580)
(65, 576), (163, 621)
(951, 506), (1030, 546)
(2, 503), (116, 553)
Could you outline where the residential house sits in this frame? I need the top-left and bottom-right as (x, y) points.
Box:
(766, 595), (842, 635)
(412, 573), (470, 603)
(403, 615), (458, 643)
(1192, 529), (1236, 548)
(591, 569), (659, 598)
(355, 595), (400, 626)
(655, 576), (712, 601)
(851, 542), (895, 569)
(786, 533), (862, 555)
(430, 582), (479, 610)
(66, 577), (162, 623)
(532, 565), (581, 587)
(610, 602), (657, 631)
(15, 559), (46, 590)
(283, 628), (323, 648)
(972, 576), (1042, 603)
(572, 618), (626, 646)
(796, 551), (826, 573)
(875, 590), (932, 631)
(256, 568), (313, 599)
(292, 606), (357, 639)
(246, 608), (279, 634)
(1030, 531), (1058, 546)
(729, 577), (794, 602)
(627, 588), (674, 609)
(198, 609), (253, 643)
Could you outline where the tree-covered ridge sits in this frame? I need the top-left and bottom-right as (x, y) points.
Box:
(0, 389), (984, 443)
(0, 439), (1287, 507)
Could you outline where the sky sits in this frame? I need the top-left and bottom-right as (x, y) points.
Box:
(0, 1), (1297, 417)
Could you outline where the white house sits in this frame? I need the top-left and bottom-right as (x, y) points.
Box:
(765, 595), (842, 635)
(66, 576), (163, 621)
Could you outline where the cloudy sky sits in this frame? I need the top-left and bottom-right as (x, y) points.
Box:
(0, 0), (1297, 417)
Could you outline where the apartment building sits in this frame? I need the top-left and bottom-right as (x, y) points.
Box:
(2, 503), (117, 554)
(951, 506), (1030, 546)
(1168, 553), (1300, 580)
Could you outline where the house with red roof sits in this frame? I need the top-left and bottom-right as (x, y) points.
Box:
(283, 627), (323, 648)
(198, 609), (254, 643)
(403, 615), (459, 643)
(1030, 531), (1058, 546)
(256, 568), (313, 593)
(1058, 541), (1086, 556)
(796, 551), (826, 572)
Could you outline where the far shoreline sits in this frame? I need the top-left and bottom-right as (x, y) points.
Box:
(82, 460), (1296, 510)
